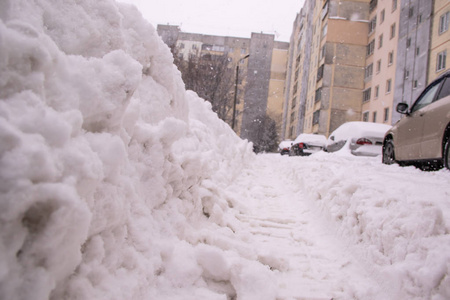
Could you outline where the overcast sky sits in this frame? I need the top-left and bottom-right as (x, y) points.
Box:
(119, 0), (305, 42)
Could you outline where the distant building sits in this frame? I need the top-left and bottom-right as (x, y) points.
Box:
(156, 25), (289, 145)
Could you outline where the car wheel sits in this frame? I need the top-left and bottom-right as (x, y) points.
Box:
(444, 138), (450, 170)
(382, 140), (396, 165)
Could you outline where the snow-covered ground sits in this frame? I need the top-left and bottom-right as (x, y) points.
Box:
(1, 0), (450, 299)
(231, 153), (450, 299)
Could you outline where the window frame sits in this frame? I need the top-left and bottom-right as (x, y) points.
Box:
(437, 50), (447, 72)
(439, 11), (449, 34)
(386, 79), (392, 94)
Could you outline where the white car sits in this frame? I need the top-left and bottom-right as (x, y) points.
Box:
(289, 133), (327, 156)
(278, 140), (293, 155)
(326, 122), (392, 157)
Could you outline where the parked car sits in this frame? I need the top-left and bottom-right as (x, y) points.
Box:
(383, 70), (450, 170)
(289, 134), (327, 156)
(278, 140), (293, 155)
(326, 122), (391, 156)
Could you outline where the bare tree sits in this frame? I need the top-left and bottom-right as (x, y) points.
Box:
(170, 46), (236, 125)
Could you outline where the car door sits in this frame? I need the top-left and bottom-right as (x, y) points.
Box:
(420, 76), (450, 159)
(395, 80), (442, 161)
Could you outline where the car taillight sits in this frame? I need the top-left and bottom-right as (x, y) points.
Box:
(356, 138), (372, 145)
(298, 143), (304, 149)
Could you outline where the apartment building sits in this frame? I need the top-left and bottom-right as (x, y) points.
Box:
(362, 0), (401, 125)
(282, 0), (449, 140)
(428, 0), (449, 83)
(282, 2), (314, 139)
(283, 0), (370, 139)
(392, 0), (434, 123)
(156, 25), (289, 144)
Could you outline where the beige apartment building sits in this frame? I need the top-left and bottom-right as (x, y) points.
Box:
(429, 0), (449, 83)
(283, 0), (371, 139)
(156, 25), (289, 145)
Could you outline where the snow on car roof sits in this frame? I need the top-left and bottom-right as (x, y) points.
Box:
(329, 122), (391, 141)
(294, 133), (327, 144)
(278, 140), (293, 148)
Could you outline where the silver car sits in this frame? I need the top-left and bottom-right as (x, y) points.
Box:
(383, 70), (450, 170)
(326, 122), (391, 156)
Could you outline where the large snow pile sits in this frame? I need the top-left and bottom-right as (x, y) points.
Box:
(0, 1), (283, 299)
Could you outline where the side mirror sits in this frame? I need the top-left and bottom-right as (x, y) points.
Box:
(396, 102), (409, 114)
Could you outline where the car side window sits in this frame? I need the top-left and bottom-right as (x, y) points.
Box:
(436, 77), (450, 100)
(410, 81), (441, 113)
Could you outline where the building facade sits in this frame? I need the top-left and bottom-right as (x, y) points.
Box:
(392, 0), (434, 123)
(283, 0), (371, 139)
(362, 0), (401, 125)
(156, 25), (289, 145)
(282, 0), (450, 140)
(428, 0), (449, 83)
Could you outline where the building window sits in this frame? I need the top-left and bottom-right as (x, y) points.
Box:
(317, 64), (324, 81)
(369, 16), (377, 34)
(386, 79), (392, 93)
(439, 12), (449, 34)
(375, 85), (380, 98)
(418, 14), (422, 23)
(365, 63), (373, 79)
(437, 50), (447, 72)
(315, 88), (322, 102)
(376, 59), (382, 73)
(320, 45), (326, 60)
(406, 37), (411, 48)
(409, 7), (414, 18)
(416, 47), (420, 56)
(313, 110), (320, 125)
(390, 23), (396, 39)
(180, 43), (185, 49)
(413, 80), (418, 88)
(291, 96), (297, 109)
(373, 111), (377, 122)
(404, 69), (410, 79)
(384, 107), (390, 123)
(321, 1), (329, 20)
(388, 51), (394, 65)
(322, 23), (328, 38)
(363, 111), (369, 122)
(392, 0), (397, 12)
(369, 0), (378, 12)
(380, 9), (385, 24)
(363, 88), (372, 102)
(367, 39), (375, 56)
(378, 34), (383, 48)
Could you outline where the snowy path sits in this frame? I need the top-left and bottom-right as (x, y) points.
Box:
(228, 154), (393, 299)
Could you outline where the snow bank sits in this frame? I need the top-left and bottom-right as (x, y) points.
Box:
(0, 1), (278, 299)
(295, 153), (450, 299)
